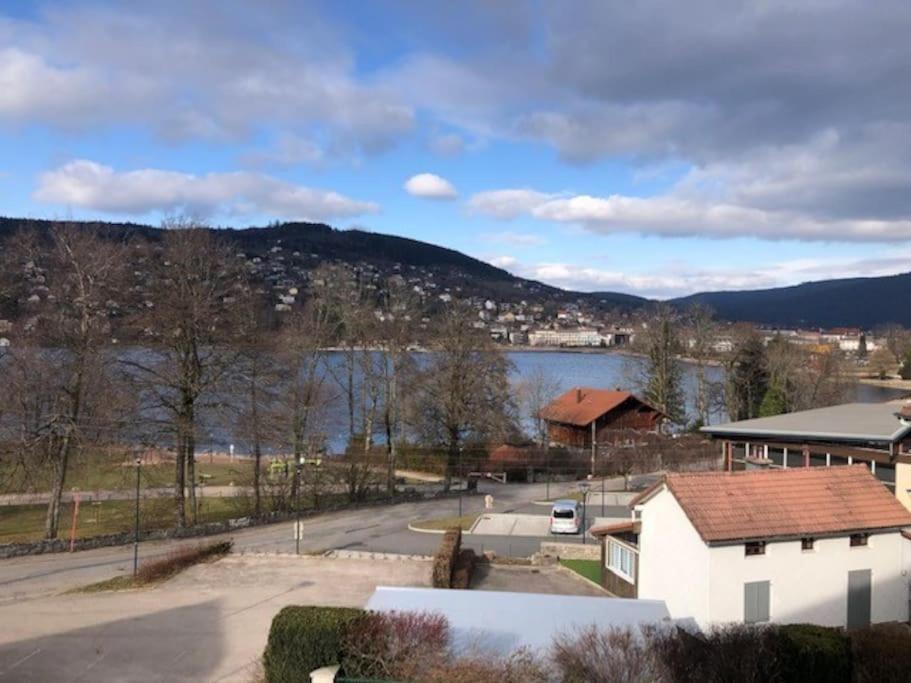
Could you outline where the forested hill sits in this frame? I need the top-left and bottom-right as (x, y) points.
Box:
(1, 216), (909, 327)
(671, 272), (911, 328)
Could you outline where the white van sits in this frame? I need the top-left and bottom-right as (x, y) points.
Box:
(549, 499), (582, 534)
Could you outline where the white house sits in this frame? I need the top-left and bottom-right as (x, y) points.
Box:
(592, 466), (911, 630)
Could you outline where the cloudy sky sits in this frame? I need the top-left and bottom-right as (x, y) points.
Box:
(2, 0), (911, 298)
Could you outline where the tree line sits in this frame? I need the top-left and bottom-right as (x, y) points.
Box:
(0, 223), (517, 539)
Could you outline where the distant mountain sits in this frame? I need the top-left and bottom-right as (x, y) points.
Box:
(1, 217), (909, 328)
(671, 272), (911, 328)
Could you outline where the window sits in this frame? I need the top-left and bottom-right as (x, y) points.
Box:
(850, 534), (869, 547)
(745, 541), (766, 556)
(553, 509), (575, 519)
(607, 540), (636, 582)
(801, 538), (815, 551)
(744, 581), (771, 623)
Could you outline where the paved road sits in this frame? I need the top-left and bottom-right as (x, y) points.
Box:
(0, 475), (654, 603)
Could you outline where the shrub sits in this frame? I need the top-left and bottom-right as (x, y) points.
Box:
(419, 649), (550, 683)
(652, 623), (781, 683)
(451, 548), (476, 589)
(552, 625), (662, 683)
(776, 624), (850, 683)
(135, 540), (232, 583)
(432, 527), (462, 588)
(851, 623), (911, 683)
(342, 611), (449, 680)
(262, 606), (363, 683)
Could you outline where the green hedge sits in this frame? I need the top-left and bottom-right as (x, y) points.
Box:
(777, 624), (851, 682)
(263, 606), (364, 683)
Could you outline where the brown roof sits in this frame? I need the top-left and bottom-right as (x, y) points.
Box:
(636, 466), (911, 543)
(590, 520), (641, 537)
(538, 387), (658, 427)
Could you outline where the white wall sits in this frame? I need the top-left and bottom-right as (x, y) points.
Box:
(706, 533), (909, 628)
(637, 487), (911, 629)
(636, 487), (711, 624)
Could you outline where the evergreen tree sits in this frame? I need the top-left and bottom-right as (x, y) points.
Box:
(726, 332), (769, 420)
(641, 306), (686, 424)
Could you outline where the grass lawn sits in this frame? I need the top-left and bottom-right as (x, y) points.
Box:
(0, 496), (253, 544)
(410, 513), (480, 531)
(560, 558), (602, 585)
(1, 454), (255, 494)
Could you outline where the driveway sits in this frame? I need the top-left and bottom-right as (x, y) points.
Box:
(0, 554), (432, 682)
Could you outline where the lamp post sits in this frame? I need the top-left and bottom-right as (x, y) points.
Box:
(133, 456), (142, 576)
(578, 481), (591, 545)
(457, 446), (464, 518)
(295, 458), (303, 556)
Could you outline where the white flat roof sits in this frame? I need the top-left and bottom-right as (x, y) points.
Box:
(702, 402), (911, 444)
(366, 586), (672, 656)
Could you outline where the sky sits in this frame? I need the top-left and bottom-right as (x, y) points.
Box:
(2, 0), (911, 299)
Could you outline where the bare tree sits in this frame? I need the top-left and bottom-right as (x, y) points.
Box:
(684, 304), (719, 426)
(638, 305), (685, 425)
(122, 223), (248, 528)
(515, 365), (561, 445)
(369, 278), (420, 494)
(0, 226), (130, 538)
(406, 303), (518, 491)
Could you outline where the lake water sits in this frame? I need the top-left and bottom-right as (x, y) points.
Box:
(121, 348), (908, 454)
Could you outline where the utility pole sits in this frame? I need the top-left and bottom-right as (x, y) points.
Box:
(458, 446), (464, 518)
(295, 458), (303, 555)
(591, 421), (597, 477)
(133, 457), (142, 576)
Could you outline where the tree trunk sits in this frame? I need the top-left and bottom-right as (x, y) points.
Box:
(44, 435), (72, 539)
(175, 424), (186, 529)
(186, 431), (197, 525)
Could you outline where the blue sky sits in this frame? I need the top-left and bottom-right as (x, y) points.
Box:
(2, 1), (910, 298)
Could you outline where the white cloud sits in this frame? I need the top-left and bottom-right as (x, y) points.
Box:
(467, 189), (556, 220)
(488, 255), (518, 268)
(0, 6), (414, 153)
(34, 160), (379, 221)
(403, 173), (457, 199)
(240, 133), (325, 169)
(500, 250), (911, 299)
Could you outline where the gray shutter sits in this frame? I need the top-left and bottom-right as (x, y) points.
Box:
(744, 581), (770, 623)
(847, 570), (872, 629)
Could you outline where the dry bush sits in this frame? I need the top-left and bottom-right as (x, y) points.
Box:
(432, 527), (461, 588)
(341, 611), (449, 680)
(552, 625), (663, 683)
(851, 623), (911, 683)
(136, 540), (232, 583)
(450, 548), (476, 589)
(419, 648), (550, 683)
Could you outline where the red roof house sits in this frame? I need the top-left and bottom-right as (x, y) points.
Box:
(538, 387), (665, 449)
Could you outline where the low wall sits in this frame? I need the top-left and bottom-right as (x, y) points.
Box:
(539, 541), (601, 561)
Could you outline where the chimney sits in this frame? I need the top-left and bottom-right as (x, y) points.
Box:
(576, 388), (583, 403)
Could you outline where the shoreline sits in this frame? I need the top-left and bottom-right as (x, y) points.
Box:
(854, 376), (911, 392)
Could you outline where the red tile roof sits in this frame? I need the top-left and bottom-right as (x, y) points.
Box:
(538, 387), (655, 427)
(636, 466), (911, 543)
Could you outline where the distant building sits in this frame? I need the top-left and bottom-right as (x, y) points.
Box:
(702, 400), (911, 510)
(539, 387), (665, 449)
(528, 328), (606, 347)
(593, 466), (911, 629)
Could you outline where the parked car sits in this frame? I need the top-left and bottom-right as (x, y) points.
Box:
(550, 499), (582, 534)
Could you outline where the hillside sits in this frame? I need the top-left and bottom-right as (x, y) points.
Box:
(2, 217), (910, 328)
(671, 272), (911, 328)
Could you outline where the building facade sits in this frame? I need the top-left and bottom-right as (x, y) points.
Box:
(593, 467), (911, 630)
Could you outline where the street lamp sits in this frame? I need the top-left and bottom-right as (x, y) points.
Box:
(457, 446), (464, 518)
(133, 456), (142, 576)
(295, 458), (303, 556)
(577, 481), (591, 545)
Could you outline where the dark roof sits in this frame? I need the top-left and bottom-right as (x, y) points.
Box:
(633, 466), (911, 543)
(538, 387), (661, 427)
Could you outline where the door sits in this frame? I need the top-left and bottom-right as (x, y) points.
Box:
(847, 569), (871, 629)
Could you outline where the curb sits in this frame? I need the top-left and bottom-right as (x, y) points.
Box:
(407, 522), (473, 536)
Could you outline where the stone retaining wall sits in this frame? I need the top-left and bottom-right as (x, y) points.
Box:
(539, 541), (601, 561)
